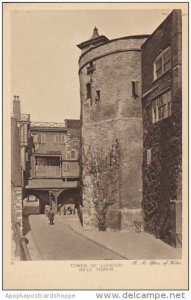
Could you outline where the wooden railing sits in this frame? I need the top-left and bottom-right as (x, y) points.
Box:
(12, 214), (31, 261)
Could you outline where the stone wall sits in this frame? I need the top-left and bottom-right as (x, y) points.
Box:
(11, 185), (23, 260)
(12, 186), (23, 226)
(79, 36), (149, 70)
(79, 36), (147, 230)
(66, 127), (80, 160)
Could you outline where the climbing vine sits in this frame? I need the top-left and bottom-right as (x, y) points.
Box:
(83, 139), (120, 230)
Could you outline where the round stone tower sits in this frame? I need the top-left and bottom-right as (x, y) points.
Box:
(77, 28), (149, 230)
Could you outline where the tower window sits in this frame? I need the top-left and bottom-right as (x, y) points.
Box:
(86, 82), (91, 100)
(87, 62), (96, 75)
(95, 90), (101, 102)
(132, 81), (139, 97)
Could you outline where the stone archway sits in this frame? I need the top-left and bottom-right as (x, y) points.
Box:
(23, 189), (50, 214)
(22, 194), (41, 236)
(57, 189), (82, 216)
(23, 195), (40, 216)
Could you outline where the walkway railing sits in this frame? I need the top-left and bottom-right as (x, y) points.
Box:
(12, 214), (31, 261)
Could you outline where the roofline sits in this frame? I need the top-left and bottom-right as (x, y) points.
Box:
(77, 35), (109, 49)
(141, 9), (176, 48)
(30, 127), (67, 133)
(78, 34), (150, 62)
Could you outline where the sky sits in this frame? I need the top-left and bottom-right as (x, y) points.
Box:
(11, 8), (171, 123)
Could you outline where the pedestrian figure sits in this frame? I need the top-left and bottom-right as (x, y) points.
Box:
(67, 206), (72, 215)
(48, 209), (54, 225)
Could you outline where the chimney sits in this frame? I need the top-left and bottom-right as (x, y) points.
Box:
(90, 27), (99, 39)
(13, 95), (21, 119)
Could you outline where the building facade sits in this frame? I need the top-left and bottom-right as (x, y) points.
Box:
(11, 96), (31, 227)
(141, 10), (182, 246)
(11, 96), (31, 259)
(77, 28), (149, 229)
(25, 119), (81, 213)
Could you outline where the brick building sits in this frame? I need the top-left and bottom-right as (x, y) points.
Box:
(141, 10), (182, 246)
(77, 28), (149, 229)
(11, 96), (31, 227)
(25, 119), (81, 213)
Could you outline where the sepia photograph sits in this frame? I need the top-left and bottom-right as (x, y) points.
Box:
(3, 2), (188, 290)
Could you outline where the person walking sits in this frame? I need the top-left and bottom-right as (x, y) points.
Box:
(48, 208), (55, 225)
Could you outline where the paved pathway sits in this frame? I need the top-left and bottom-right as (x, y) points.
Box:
(63, 216), (182, 260)
(29, 215), (124, 260)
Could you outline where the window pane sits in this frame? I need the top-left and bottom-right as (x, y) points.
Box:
(156, 68), (162, 78)
(154, 47), (171, 79)
(167, 90), (171, 102)
(163, 49), (171, 63)
(155, 57), (162, 71)
(157, 95), (164, 107)
(164, 61), (171, 72)
(152, 99), (157, 109)
(163, 48), (171, 72)
(158, 105), (167, 119)
(162, 92), (167, 104)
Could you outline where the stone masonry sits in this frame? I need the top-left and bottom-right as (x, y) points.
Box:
(78, 29), (149, 230)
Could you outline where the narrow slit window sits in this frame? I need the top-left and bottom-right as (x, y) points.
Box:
(132, 81), (139, 97)
(86, 82), (91, 100)
(95, 90), (101, 102)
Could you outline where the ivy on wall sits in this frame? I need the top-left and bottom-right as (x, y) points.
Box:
(142, 89), (182, 243)
(83, 139), (120, 230)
